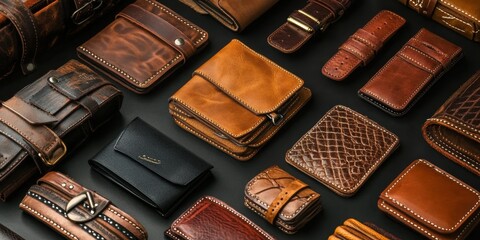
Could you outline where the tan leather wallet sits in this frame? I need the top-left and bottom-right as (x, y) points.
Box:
(169, 39), (311, 160)
(329, 218), (399, 240)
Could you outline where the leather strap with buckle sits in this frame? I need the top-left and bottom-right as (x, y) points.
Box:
(66, 191), (109, 223)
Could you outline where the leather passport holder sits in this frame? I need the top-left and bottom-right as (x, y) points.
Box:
(89, 117), (213, 217)
(378, 159), (480, 240)
(358, 28), (463, 116)
(77, 0), (209, 94)
(286, 105), (399, 197)
(329, 218), (399, 240)
(165, 196), (276, 240)
(169, 39), (311, 160)
(0, 223), (24, 240)
(244, 165), (322, 234)
(422, 70), (480, 176)
(20, 171), (147, 240)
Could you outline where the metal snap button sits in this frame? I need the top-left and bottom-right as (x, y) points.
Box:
(48, 77), (58, 84)
(26, 63), (35, 72)
(175, 38), (185, 46)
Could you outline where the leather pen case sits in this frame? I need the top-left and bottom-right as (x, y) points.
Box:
(378, 159), (480, 240)
(328, 218), (399, 240)
(286, 105), (399, 197)
(0, 60), (123, 201)
(165, 196), (276, 240)
(20, 171), (148, 240)
(169, 39), (311, 160)
(422, 70), (480, 176)
(77, 0), (209, 94)
(358, 28), (463, 116)
(89, 117), (213, 217)
(0, 223), (24, 240)
(244, 165), (322, 234)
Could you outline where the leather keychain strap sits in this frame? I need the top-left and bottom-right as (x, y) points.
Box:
(265, 179), (308, 224)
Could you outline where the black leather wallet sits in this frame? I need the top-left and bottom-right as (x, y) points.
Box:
(89, 118), (213, 217)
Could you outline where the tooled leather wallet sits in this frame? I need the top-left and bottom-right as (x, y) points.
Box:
(329, 218), (400, 240)
(20, 171), (148, 240)
(378, 159), (480, 240)
(77, 0), (209, 94)
(89, 117), (213, 217)
(244, 165), (322, 234)
(286, 105), (399, 197)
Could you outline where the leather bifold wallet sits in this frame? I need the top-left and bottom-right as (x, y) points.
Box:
(20, 171), (147, 240)
(165, 196), (276, 240)
(77, 0), (209, 94)
(89, 117), (213, 217)
(169, 39), (311, 160)
(378, 159), (480, 240)
(358, 28), (462, 116)
(422, 70), (480, 176)
(329, 218), (399, 240)
(244, 166), (322, 234)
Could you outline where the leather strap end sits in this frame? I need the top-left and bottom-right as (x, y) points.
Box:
(265, 179), (308, 224)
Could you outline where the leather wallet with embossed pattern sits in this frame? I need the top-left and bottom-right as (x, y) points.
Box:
(328, 218), (399, 240)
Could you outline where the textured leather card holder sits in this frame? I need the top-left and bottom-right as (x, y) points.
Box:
(378, 159), (480, 240)
(244, 165), (322, 234)
(165, 196), (276, 240)
(329, 218), (399, 240)
(358, 28), (463, 116)
(286, 105), (399, 197)
(77, 0), (208, 94)
(89, 117), (213, 217)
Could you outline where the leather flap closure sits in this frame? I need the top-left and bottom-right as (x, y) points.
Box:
(194, 40), (304, 115)
(113, 118), (212, 186)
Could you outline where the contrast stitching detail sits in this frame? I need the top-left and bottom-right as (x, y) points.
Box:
(439, 0), (480, 23)
(107, 208), (147, 239)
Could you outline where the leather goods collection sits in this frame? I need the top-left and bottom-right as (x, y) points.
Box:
(328, 218), (399, 240)
(0, 223), (24, 240)
(19, 171), (147, 240)
(422, 70), (480, 176)
(0, 60), (123, 201)
(286, 105), (399, 197)
(89, 117), (213, 217)
(244, 165), (322, 234)
(398, 0), (480, 42)
(322, 10), (406, 81)
(378, 159), (480, 240)
(358, 28), (463, 116)
(169, 39), (312, 160)
(268, 0), (353, 53)
(77, 0), (209, 94)
(165, 196), (276, 240)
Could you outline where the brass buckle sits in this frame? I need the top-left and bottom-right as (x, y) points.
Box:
(71, 0), (104, 25)
(287, 17), (314, 33)
(38, 128), (67, 166)
(65, 191), (107, 223)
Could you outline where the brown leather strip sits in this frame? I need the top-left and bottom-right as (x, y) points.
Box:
(265, 179), (308, 224)
(2, 96), (58, 125)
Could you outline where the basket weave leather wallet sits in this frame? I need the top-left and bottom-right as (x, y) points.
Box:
(328, 218), (399, 240)
(77, 0), (209, 94)
(422, 70), (480, 176)
(169, 39), (312, 160)
(20, 171), (148, 240)
(244, 165), (322, 234)
(165, 196), (276, 240)
(89, 117), (213, 217)
(0, 223), (24, 240)
(378, 159), (480, 240)
(0, 60), (123, 201)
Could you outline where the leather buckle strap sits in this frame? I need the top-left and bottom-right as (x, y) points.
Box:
(71, 0), (104, 25)
(65, 190), (109, 223)
(265, 179), (308, 224)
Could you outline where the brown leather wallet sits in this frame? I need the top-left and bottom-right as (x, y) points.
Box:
(358, 28), (463, 116)
(78, 0), (209, 94)
(422, 70), (480, 176)
(286, 105), (399, 197)
(328, 218), (399, 240)
(378, 159), (480, 240)
(20, 172), (147, 240)
(322, 10), (406, 81)
(169, 39), (311, 160)
(244, 166), (322, 234)
(268, 0), (352, 53)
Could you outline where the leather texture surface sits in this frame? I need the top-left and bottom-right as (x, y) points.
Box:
(285, 105), (399, 197)
(0, 223), (24, 240)
(328, 218), (394, 240)
(378, 159), (480, 240)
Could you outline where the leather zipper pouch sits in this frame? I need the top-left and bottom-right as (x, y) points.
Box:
(0, 223), (24, 240)
(244, 165), (322, 234)
(165, 196), (276, 240)
(358, 28), (463, 116)
(378, 159), (480, 240)
(20, 171), (148, 240)
(329, 218), (399, 240)
(89, 117), (213, 217)
(77, 0), (209, 94)
(169, 39), (312, 160)
(422, 70), (480, 176)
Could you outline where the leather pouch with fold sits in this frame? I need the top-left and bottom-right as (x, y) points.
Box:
(378, 159), (480, 240)
(89, 117), (213, 217)
(244, 165), (322, 234)
(77, 0), (209, 94)
(328, 218), (399, 240)
(169, 39), (312, 160)
(0, 223), (24, 240)
(20, 171), (147, 240)
(422, 70), (480, 176)
(0, 60), (123, 201)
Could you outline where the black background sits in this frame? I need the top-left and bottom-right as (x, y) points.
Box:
(1, 0), (479, 239)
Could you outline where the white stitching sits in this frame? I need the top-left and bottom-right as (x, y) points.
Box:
(439, 0), (480, 23)
(107, 208), (147, 239)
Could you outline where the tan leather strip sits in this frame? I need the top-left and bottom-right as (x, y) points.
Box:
(265, 179), (308, 223)
(2, 96), (58, 125)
